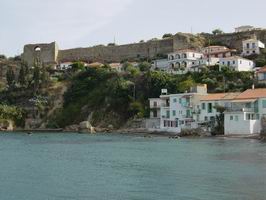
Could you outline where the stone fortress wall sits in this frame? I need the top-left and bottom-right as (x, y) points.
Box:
(21, 30), (266, 66)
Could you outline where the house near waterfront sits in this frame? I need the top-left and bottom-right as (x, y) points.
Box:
(219, 56), (254, 71)
(242, 38), (265, 56)
(148, 85), (266, 135)
(198, 93), (240, 125)
(148, 85), (207, 133)
(224, 88), (266, 135)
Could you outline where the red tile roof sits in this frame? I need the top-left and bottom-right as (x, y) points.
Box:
(200, 93), (240, 101)
(257, 66), (266, 73)
(234, 88), (266, 100)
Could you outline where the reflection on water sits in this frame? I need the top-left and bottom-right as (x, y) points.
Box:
(0, 133), (265, 200)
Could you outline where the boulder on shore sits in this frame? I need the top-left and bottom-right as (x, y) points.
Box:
(79, 121), (96, 134)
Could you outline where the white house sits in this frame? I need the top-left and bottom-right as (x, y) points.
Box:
(224, 88), (266, 135)
(198, 93), (240, 124)
(58, 62), (73, 70)
(235, 26), (254, 33)
(109, 63), (123, 72)
(257, 66), (266, 83)
(149, 85), (207, 133)
(201, 46), (237, 58)
(219, 56), (254, 71)
(151, 59), (168, 71)
(167, 50), (204, 74)
(242, 38), (265, 56)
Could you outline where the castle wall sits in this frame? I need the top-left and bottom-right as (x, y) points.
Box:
(57, 38), (174, 63)
(202, 30), (266, 52)
(22, 42), (58, 66)
(21, 30), (266, 66)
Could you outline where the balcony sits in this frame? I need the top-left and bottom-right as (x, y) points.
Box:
(226, 107), (256, 113)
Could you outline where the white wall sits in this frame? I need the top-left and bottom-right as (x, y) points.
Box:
(224, 112), (261, 135)
(219, 57), (254, 71)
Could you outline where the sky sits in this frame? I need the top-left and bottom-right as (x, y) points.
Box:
(1, 0), (266, 56)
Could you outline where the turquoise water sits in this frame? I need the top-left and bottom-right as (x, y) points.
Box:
(0, 133), (266, 200)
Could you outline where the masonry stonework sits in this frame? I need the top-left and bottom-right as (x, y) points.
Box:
(21, 30), (266, 66)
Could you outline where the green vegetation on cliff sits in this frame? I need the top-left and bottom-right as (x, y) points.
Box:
(49, 63), (256, 129)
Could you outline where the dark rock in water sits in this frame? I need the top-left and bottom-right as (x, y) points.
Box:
(27, 132), (33, 135)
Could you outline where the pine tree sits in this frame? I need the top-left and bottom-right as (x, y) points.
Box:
(18, 65), (26, 87)
(6, 67), (16, 88)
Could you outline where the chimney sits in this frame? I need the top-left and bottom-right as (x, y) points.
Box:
(252, 84), (255, 90)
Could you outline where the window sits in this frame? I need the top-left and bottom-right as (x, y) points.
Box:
(153, 110), (157, 118)
(208, 103), (212, 113)
(230, 116), (234, 120)
(153, 101), (157, 107)
(233, 61), (235, 64)
(173, 110), (176, 116)
(263, 100), (266, 108)
(247, 43), (250, 49)
(204, 116), (208, 121)
(202, 103), (206, 110)
(246, 51), (249, 54)
(252, 43), (256, 48)
(173, 98), (177, 103)
(253, 51), (256, 54)
(179, 98), (182, 104)
(240, 60), (242, 64)
(235, 115), (239, 121)
(166, 111), (170, 118)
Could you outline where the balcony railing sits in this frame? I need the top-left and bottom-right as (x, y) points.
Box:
(226, 107), (256, 113)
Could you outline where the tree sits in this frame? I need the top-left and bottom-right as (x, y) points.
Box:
(162, 33), (173, 38)
(211, 106), (226, 135)
(71, 62), (85, 72)
(40, 67), (50, 87)
(33, 65), (40, 91)
(138, 62), (151, 72)
(212, 29), (224, 35)
(0, 55), (6, 60)
(18, 65), (26, 87)
(6, 67), (16, 88)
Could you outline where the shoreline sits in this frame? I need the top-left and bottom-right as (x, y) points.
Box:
(1, 128), (264, 140)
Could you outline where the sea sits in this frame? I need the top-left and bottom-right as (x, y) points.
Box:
(0, 132), (265, 200)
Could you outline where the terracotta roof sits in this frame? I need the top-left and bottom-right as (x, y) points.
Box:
(220, 56), (253, 62)
(109, 63), (122, 68)
(234, 89), (266, 100)
(257, 66), (266, 73)
(172, 49), (201, 54)
(87, 62), (104, 67)
(200, 93), (240, 101)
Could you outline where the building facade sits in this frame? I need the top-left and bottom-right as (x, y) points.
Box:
(167, 50), (204, 74)
(219, 56), (254, 71)
(224, 89), (266, 135)
(242, 38), (265, 56)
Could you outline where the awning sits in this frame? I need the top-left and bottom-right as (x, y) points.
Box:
(231, 99), (257, 103)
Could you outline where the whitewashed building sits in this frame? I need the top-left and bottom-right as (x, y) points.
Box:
(242, 38), (265, 56)
(257, 66), (266, 83)
(201, 46), (237, 58)
(219, 56), (254, 71)
(224, 88), (266, 135)
(149, 85), (207, 133)
(198, 93), (240, 124)
(109, 63), (123, 72)
(167, 50), (204, 74)
(151, 59), (168, 71)
(235, 26), (254, 33)
(58, 62), (73, 70)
